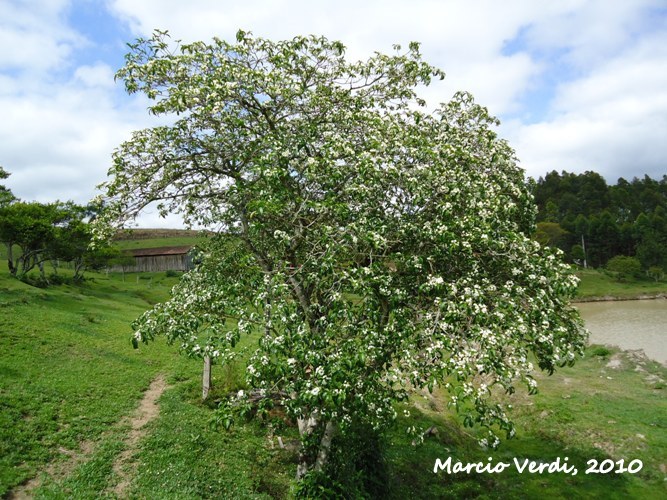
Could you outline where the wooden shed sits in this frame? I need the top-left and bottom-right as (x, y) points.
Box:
(112, 246), (194, 273)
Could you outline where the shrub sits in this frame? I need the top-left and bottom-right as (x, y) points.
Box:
(606, 255), (641, 281)
(295, 423), (389, 499)
(647, 266), (664, 282)
(590, 346), (612, 358)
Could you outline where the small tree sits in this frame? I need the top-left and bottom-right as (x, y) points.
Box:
(0, 166), (16, 207)
(533, 221), (568, 250)
(84, 245), (124, 275)
(95, 31), (586, 480)
(47, 203), (88, 278)
(606, 255), (641, 281)
(0, 201), (60, 279)
(647, 266), (664, 282)
(58, 203), (123, 280)
(570, 244), (585, 264)
(0, 201), (110, 282)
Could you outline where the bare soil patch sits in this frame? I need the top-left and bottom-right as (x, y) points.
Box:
(7, 441), (95, 500)
(111, 374), (169, 497)
(7, 375), (168, 499)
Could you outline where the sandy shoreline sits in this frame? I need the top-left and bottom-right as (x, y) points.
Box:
(572, 293), (667, 303)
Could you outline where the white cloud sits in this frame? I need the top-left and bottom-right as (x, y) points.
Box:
(106, 0), (549, 113)
(521, 0), (661, 69)
(1, 0), (665, 231)
(0, 1), (161, 226)
(0, 0), (84, 74)
(74, 63), (116, 88)
(507, 30), (667, 181)
(0, 83), (142, 202)
(552, 33), (667, 114)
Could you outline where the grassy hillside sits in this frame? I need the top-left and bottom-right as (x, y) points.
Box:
(386, 346), (667, 499)
(575, 268), (667, 300)
(112, 228), (208, 251)
(0, 268), (290, 498)
(0, 229), (207, 262)
(113, 228), (205, 241)
(0, 270), (184, 494)
(0, 263), (665, 497)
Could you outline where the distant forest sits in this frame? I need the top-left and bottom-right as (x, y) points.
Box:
(3, 166), (666, 278)
(529, 170), (667, 271)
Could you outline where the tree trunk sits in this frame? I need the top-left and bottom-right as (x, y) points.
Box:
(314, 420), (337, 472)
(18, 250), (37, 278)
(296, 413), (319, 480)
(37, 260), (46, 281)
(202, 355), (211, 401)
(7, 243), (16, 276)
(73, 257), (84, 281)
(295, 413), (338, 480)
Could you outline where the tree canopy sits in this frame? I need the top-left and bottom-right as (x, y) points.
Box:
(0, 197), (116, 282)
(0, 166), (15, 207)
(606, 255), (641, 282)
(531, 170), (667, 269)
(95, 31), (586, 480)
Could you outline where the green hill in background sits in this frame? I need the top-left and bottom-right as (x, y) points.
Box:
(112, 228), (208, 251)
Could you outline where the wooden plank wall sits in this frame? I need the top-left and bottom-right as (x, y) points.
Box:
(108, 254), (192, 273)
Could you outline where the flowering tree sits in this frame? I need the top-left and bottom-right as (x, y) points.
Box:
(95, 31), (586, 479)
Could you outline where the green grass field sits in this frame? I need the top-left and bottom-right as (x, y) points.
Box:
(0, 268), (293, 498)
(0, 245), (666, 497)
(112, 228), (207, 251)
(382, 343), (667, 499)
(575, 268), (667, 300)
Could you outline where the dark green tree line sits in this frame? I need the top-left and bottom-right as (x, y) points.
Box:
(530, 170), (667, 271)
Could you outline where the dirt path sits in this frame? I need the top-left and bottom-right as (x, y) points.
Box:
(7, 374), (169, 499)
(7, 441), (95, 500)
(111, 374), (169, 497)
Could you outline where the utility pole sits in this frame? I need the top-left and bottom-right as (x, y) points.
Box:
(581, 234), (587, 269)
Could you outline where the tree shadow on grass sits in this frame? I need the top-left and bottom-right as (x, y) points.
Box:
(382, 406), (638, 500)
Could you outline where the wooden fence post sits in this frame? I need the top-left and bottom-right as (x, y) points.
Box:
(202, 355), (212, 401)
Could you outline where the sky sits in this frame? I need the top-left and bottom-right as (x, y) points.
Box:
(1, 0), (666, 227)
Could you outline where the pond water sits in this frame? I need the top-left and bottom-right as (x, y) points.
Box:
(575, 299), (667, 365)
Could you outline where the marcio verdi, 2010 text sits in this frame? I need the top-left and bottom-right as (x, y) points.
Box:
(433, 457), (644, 476)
